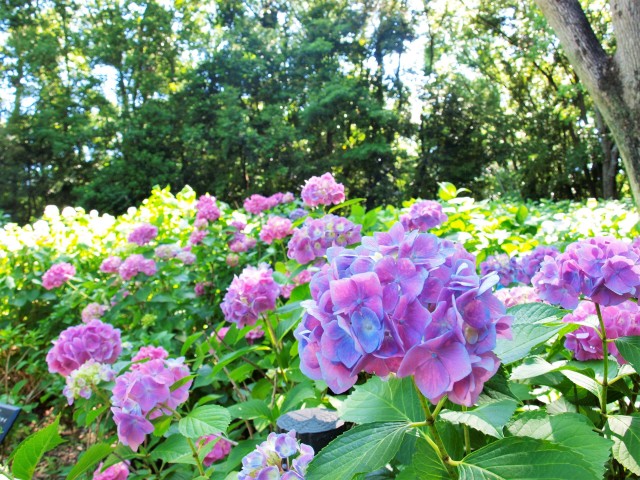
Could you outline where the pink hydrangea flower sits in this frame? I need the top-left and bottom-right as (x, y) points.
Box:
(400, 200), (448, 232)
(494, 286), (541, 308)
(200, 434), (233, 466)
(46, 320), (122, 377)
(131, 345), (169, 363)
(226, 253), (240, 267)
(189, 229), (207, 245)
(287, 215), (361, 264)
(195, 282), (211, 297)
(176, 250), (196, 265)
(155, 244), (180, 259)
(128, 224), (158, 246)
(244, 194), (272, 215)
(100, 256), (122, 274)
(221, 264), (281, 328)
(228, 233), (257, 253)
(93, 461), (129, 480)
(42, 262), (76, 290)
(246, 326), (265, 344)
(196, 194), (221, 222)
(260, 216), (293, 244)
(301, 173), (345, 208)
(119, 254), (157, 281)
(81, 303), (108, 323)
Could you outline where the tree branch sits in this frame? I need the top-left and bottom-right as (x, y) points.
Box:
(610, 0), (640, 114)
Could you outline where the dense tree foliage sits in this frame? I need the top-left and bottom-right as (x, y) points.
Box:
(0, 0), (631, 222)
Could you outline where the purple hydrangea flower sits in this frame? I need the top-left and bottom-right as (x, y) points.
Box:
(260, 216), (293, 244)
(533, 237), (640, 308)
(196, 194), (221, 223)
(189, 229), (207, 245)
(119, 254), (157, 281)
(289, 208), (308, 221)
(176, 250), (196, 265)
(513, 246), (559, 284)
(480, 254), (516, 287)
(400, 200), (448, 232)
(100, 256), (122, 274)
(244, 194), (273, 215)
(93, 461), (129, 480)
(287, 215), (361, 264)
(42, 262), (76, 290)
(128, 224), (158, 246)
(81, 303), (108, 323)
(301, 173), (345, 208)
(47, 320), (122, 376)
(238, 431), (313, 480)
(229, 232), (257, 253)
(200, 434), (233, 466)
(294, 222), (511, 406)
(221, 264), (281, 328)
(155, 244), (180, 259)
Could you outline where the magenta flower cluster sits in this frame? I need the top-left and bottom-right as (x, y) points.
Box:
(480, 254), (515, 287)
(221, 264), (281, 328)
(200, 434), (233, 467)
(119, 254), (157, 281)
(532, 237), (640, 308)
(260, 216), (293, 244)
(300, 172), (345, 208)
(81, 303), (108, 323)
(514, 246), (559, 284)
(564, 300), (640, 363)
(400, 200), (448, 232)
(47, 319), (122, 377)
(287, 214), (361, 264)
(93, 462), (129, 480)
(295, 222), (512, 406)
(238, 430), (314, 480)
(42, 262), (76, 290)
(196, 194), (221, 223)
(100, 256), (122, 273)
(111, 349), (192, 451)
(244, 192), (294, 215)
(128, 224), (158, 246)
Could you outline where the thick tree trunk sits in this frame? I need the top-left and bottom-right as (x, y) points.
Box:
(533, 0), (640, 210)
(595, 108), (618, 199)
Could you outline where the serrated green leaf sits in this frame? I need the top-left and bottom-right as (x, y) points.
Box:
(507, 411), (612, 478)
(12, 415), (65, 479)
(458, 436), (598, 479)
(150, 434), (196, 464)
(607, 415), (640, 475)
(560, 369), (602, 397)
(280, 381), (316, 414)
(338, 376), (422, 424)
(227, 399), (273, 421)
(306, 422), (410, 480)
(66, 443), (114, 480)
(495, 303), (569, 365)
(396, 436), (448, 480)
(440, 400), (517, 438)
(614, 336), (640, 373)
(178, 405), (230, 439)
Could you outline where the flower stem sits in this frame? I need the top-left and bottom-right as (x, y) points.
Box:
(414, 380), (459, 479)
(187, 437), (207, 476)
(462, 406), (471, 455)
(262, 314), (288, 384)
(595, 303), (609, 419)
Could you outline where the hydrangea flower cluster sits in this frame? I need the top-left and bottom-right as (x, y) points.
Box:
(564, 300), (640, 363)
(493, 286), (541, 308)
(295, 222), (512, 406)
(196, 194), (221, 223)
(513, 246), (559, 284)
(244, 192), (293, 215)
(281, 269), (313, 299)
(93, 461), (129, 480)
(200, 434), (233, 467)
(287, 214), (361, 264)
(111, 349), (192, 451)
(260, 216), (293, 244)
(532, 237), (640, 308)
(47, 319), (122, 376)
(100, 256), (122, 273)
(81, 303), (108, 323)
(289, 208), (307, 221)
(195, 281), (212, 297)
(400, 200), (448, 232)
(63, 359), (115, 405)
(226, 253), (240, 267)
(301, 172), (345, 208)
(42, 262), (76, 290)
(155, 244), (180, 259)
(119, 254), (157, 281)
(480, 254), (516, 287)
(237, 431), (314, 480)
(176, 250), (196, 265)
(229, 232), (257, 253)
(128, 224), (158, 246)
(189, 229), (208, 246)
(221, 264), (281, 328)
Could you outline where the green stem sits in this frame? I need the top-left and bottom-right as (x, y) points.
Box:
(462, 406), (471, 455)
(262, 314), (288, 383)
(595, 303), (609, 419)
(414, 380), (459, 479)
(187, 437), (207, 476)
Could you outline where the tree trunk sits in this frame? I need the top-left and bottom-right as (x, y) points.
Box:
(533, 0), (640, 210)
(595, 108), (618, 199)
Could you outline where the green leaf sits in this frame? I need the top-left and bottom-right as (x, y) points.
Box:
(12, 415), (65, 479)
(560, 369), (602, 398)
(280, 381), (316, 414)
(440, 399), (517, 438)
(509, 356), (557, 380)
(227, 399), (273, 421)
(84, 404), (109, 427)
(328, 198), (365, 213)
(458, 436), (598, 479)
(606, 415), (640, 475)
(614, 336), (640, 373)
(178, 405), (231, 439)
(66, 443), (114, 480)
(495, 303), (569, 365)
(396, 436), (449, 480)
(507, 411), (612, 478)
(306, 422), (410, 480)
(151, 435), (197, 464)
(438, 182), (458, 201)
(515, 205), (528, 224)
(338, 376), (422, 424)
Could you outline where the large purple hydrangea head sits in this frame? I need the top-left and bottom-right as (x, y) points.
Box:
(532, 237), (640, 308)
(100, 256), (122, 274)
(513, 246), (559, 284)
(480, 254), (516, 287)
(111, 353), (192, 451)
(128, 224), (158, 246)
(294, 222), (511, 406)
(47, 320), (122, 376)
(238, 430), (314, 480)
(119, 254), (157, 281)
(221, 264), (281, 328)
(287, 214), (361, 264)
(244, 194), (274, 215)
(564, 300), (640, 363)
(196, 194), (221, 223)
(42, 262), (76, 290)
(301, 172), (345, 208)
(400, 200), (448, 232)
